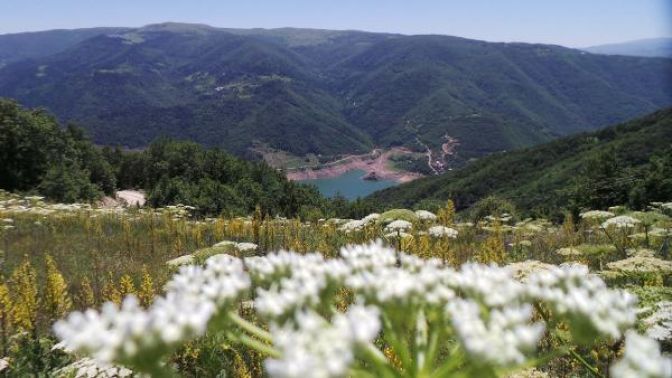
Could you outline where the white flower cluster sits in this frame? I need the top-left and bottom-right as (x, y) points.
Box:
(610, 331), (672, 378)
(448, 300), (544, 366)
(525, 264), (637, 340)
(384, 219), (412, 232)
(601, 215), (641, 229)
(55, 241), (650, 376)
(337, 213), (380, 233)
(427, 225), (458, 238)
(265, 305), (380, 378)
(644, 301), (672, 342)
(54, 255), (250, 363)
(54, 357), (133, 378)
(415, 210), (437, 221)
(580, 210), (615, 219)
(253, 253), (349, 318)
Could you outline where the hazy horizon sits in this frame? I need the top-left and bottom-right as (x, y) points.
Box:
(1, 0), (670, 48)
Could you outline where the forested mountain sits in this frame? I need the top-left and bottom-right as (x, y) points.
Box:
(365, 109), (672, 215)
(584, 38), (672, 58)
(0, 99), (327, 217)
(0, 27), (128, 65)
(0, 23), (670, 160)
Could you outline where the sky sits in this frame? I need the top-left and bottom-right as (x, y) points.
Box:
(0, 0), (670, 47)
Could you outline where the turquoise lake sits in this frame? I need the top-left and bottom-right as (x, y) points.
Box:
(298, 169), (398, 200)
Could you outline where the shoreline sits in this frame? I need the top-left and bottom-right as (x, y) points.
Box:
(286, 148), (424, 184)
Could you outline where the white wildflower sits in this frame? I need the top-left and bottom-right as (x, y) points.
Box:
(427, 226), (458, 238)
(610, 331), (672, 378)
(166, 254), (194, 267)
(235, 242), (258, 252)
(339, 219), (364, 233)
(601, 216), (641, 229)
(54, 357), (133, 377)
(607, 256), (672, 274)
(526, 264), (637, 340)
(580, 210), (615, 219)
(643, 301), (672, 342)
(361, 213), (380, 225)
(384, 220), (412, 232)
(265, 305), (380, 378)
(447, 299), (544, 366)
(415, 210), (437, 221)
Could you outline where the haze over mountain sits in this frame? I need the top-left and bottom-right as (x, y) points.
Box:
(0, 23), (670, 162)
(584, 38), (672, 58)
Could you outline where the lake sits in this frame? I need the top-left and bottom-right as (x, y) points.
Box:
(298, 169), (398, 200)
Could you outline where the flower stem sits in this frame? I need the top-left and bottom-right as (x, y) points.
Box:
(227, 310), (273, 342)
(568, 348), (603, 378)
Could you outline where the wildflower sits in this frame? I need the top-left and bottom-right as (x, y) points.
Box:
(601, 215), (641, 229)
(54, 295), (215, 364)
(579, 210), (615, 219)
(78, 277), (96, 308)
(265, 305), (380, 378)
(361, 213), (380, 225)
(236, 242), (258, 253)
(610, 331), (672, 378)
(53, 357), (133, 377)
(384, 231), (413, 239)
(166, 254), (195, 267)
(10, 258), (39, 331)
(643, 301), (672, 342)
(415, 210), (437, 221)
(339, 220), (364, 233)
(525, 264), (637, 341)
(138, 266), (155, 308)
(427, 226), (458, 238)
(448, 299), (545, 366)
(506, 260), (554, 282)
(44, 255), (73, 321)
(607, 256), (672, 274)
(384, 220), (412, 232)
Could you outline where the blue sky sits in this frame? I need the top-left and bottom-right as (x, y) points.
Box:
(1, 0), (670, 47)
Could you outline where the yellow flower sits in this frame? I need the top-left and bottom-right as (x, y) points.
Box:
(10, 258), (38, 331)
(138, 266), (154, 308)
(44, 255), (72, 321)
(118, 274), (136, 298)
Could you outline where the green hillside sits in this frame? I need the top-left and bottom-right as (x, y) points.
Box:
(0, 23), (670, 160)
(366, 109), (672, 214)
(0, 99), (327, 217)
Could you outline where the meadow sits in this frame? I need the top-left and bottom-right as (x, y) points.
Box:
(0, 190), (671, 376)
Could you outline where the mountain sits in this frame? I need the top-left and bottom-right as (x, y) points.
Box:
(365, 109), (672, 214)
(584, 38), (672, 58)
(0, 27), (129, 66)
(0, 23), (670, 160)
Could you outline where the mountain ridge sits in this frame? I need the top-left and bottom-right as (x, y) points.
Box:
(0, 23), (670, 162)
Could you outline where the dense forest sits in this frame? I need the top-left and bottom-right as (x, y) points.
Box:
(366, 108), (672, 217)
(0, 99), (374, 218)
(0, 24), (670, 160)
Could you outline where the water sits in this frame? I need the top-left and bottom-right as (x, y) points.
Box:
(298, 169), (398, 200)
